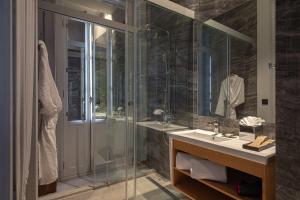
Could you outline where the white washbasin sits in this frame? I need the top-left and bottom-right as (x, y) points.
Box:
(172, 129), (233, 143)
(184, 131), (231, 142)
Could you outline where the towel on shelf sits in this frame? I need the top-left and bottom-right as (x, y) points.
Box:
(190, 157), (227, 183)
(176, 152), (194, 170)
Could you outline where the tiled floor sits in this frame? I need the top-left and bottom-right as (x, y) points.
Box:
(86, 173), (189, 200)
(41, 162), (183, 200)
(40, 172), (188, 200)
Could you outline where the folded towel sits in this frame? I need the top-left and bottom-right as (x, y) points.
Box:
(190, 158), (227, 183)
(176, 152), (194, 170)
(239, 116), (265, 126)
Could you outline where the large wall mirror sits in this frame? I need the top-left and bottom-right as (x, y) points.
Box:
(195, 0), (276, 124)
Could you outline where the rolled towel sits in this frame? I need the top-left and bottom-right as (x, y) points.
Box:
(190, 157), (227, 183)
(176, 152), (194, 170)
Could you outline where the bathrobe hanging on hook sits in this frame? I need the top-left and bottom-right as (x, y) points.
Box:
(215, 74), (245, 119)
(38, 40), (62, 185)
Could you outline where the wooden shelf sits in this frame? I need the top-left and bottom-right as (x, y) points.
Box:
(174, 168), (259, 200)
(174, 176), (233, 200)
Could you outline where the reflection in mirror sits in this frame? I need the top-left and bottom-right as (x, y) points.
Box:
(197, 24), (256, 120)
(197, 25), (229, 117)
(197, 0), (262, 122)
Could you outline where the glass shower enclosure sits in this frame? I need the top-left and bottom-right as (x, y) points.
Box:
(39, 0), (195, 199)
(38, 2), (135, 197)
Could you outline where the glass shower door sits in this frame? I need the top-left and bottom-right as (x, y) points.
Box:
(91, 23), (134, 199)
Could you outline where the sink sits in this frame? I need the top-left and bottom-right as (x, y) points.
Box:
(137, 121), (188, 131)
(184, 132), (230, 142)
(173, 129), (232, 143)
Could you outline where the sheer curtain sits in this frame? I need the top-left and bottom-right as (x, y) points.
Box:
(14, 0), (38, 199)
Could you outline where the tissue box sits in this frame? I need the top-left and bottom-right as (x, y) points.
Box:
(239, 125), (263, 141)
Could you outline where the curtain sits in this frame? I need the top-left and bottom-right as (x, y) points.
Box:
(14, 0), (38, 199)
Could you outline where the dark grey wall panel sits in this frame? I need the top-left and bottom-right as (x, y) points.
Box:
(276, 0), (300, 199)
(0, 0), (13, 200)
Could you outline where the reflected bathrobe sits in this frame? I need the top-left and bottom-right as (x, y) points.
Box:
(215, 74), (245, 119)
(38, 41), (62, 185)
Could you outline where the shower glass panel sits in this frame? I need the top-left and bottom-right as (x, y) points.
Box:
(135, 1), (193, 198)
(64, 18), (91, 178)
(41, 0), (129, 25)
(91, 24), (133, 197)
(94, 25), (108, 120)
(39, 9), (134, 198)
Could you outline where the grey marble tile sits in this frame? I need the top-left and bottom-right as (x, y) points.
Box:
(276, 0), (300, 199)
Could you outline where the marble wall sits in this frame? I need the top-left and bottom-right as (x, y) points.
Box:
(144, 4), (194, 127)
(276, 0), (300, 199)
(144, 128), (171, 179)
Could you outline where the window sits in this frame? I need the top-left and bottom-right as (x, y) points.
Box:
(66, 19), (126, 121)
(67, 20), (87, 121)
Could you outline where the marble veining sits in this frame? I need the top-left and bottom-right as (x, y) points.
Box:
(276, 1), (300, 199)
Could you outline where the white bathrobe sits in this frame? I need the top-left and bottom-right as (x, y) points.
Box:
(38, 41), (62, 185)
(215, 74), (245, 119)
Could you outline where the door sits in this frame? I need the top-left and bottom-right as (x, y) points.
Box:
(90, 24), (134, 194)
(61, 18), (91, 179)
(55, 15), (135, 199)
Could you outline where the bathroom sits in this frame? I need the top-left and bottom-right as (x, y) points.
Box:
(0, 0), (299, 200)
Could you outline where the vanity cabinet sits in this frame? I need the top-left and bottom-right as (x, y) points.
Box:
(170, 139), (275, 200)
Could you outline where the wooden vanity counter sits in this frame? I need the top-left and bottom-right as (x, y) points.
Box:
(170, 139), (275, 200)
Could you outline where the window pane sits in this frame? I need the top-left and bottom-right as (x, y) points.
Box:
(67, 19), (86, 121)
(94, 25), (107, 119)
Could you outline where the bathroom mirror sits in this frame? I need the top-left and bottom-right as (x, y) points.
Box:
(196, 0), (276, 123)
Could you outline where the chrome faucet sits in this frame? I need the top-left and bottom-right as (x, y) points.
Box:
(164, 113), (174, 124)
(209, 120), (219, 136)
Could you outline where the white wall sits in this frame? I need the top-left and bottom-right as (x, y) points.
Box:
(257, 0), (276, 123)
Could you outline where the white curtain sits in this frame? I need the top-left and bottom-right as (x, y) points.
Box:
(14, 0), (38, 199)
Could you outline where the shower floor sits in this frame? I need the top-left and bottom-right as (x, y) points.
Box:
(57, 162), (155, 190)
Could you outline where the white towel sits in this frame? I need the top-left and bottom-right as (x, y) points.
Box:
(239, 116), (265, 126)
(176, 152), (194, 170)
(190, 158), (227, 183)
